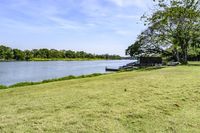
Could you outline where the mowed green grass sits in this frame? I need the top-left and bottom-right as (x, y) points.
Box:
(0, 64), (200, 132)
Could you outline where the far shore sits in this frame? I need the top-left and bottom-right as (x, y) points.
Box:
(0, 58), (127, 62)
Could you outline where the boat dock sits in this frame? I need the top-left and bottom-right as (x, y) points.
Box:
(105, 61), (138, 72)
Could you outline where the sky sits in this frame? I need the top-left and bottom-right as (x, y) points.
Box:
(0, 0), (153, 56)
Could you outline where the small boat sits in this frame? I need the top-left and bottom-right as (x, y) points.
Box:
(105, 67), (120, 72)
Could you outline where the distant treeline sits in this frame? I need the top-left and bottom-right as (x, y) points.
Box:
(0, 45), (121, 61)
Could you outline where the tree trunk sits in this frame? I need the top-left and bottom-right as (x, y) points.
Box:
(175, 50), (180, 62)
(181, 47), (188, 65)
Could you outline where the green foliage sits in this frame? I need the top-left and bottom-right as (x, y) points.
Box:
(24, 50), (33, 60)
(9, 82), (37, 88)
(127, 0), (200, 64)
(0, 85), (7, 89)
(187, 47), (200, 61)
(13, 49), (25, 60)
(164, 46), (200, 61)
(0, 45), (14, 60)
(126, 28), (164, 57)
(0, 45), (121, 61)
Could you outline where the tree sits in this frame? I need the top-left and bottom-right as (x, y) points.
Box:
(65, 50), (76, 58)
(127, 0), (200, 64)
(0, 45), (14, 60)
(0, 45), (121, 60)
(38, 49), (50, 58)
(126, 27), (165, 57)
(49, 49), (61, 58)
(13, 49), (25, 60)
(24, 50), (33, 60)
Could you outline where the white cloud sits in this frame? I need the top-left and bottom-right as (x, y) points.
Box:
(115, 14), (141, 19)
(115, 30), (133, 36)
(108, 0), (152, 8)
(47, 16), (85, 30)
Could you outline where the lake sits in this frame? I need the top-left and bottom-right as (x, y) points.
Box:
(0, 60), (134, 85)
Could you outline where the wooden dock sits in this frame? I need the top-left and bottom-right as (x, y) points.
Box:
(105, 61), (138, 72)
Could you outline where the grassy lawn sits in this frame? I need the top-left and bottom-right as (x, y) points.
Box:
(0, 63), (200, 132)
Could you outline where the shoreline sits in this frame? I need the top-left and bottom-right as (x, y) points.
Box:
(0, 59), (135, 89)
(0, 66), (163, 90)
(0, 73), (108, 90)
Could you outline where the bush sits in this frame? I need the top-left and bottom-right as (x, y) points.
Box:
(0, 85), (7, 89)
(10, 82), (37, 88)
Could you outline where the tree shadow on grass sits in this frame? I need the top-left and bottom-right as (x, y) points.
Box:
(187, 62), (200, 67)
(136, 66), (166, 72)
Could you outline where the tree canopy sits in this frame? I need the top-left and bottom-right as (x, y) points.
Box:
(126, 0), (200, 64)
(0, 45), (121, 61)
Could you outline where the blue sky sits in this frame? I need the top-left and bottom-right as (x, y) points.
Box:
(0, 0), (153, 56)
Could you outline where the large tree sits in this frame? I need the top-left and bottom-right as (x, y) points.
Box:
(127, 0), (200, 64)
(0, 45), (14, 60)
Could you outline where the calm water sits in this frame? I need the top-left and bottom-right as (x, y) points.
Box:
(0, 60), (134, 85)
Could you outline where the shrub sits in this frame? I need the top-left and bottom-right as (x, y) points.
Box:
(0, 85), (7, 89)
(10, 82), (37, 88)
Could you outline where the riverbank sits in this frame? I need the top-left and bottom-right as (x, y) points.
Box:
(0, 73), (105, 89)
(0, 67), (161, 89)
(0, 63), (200, 132)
